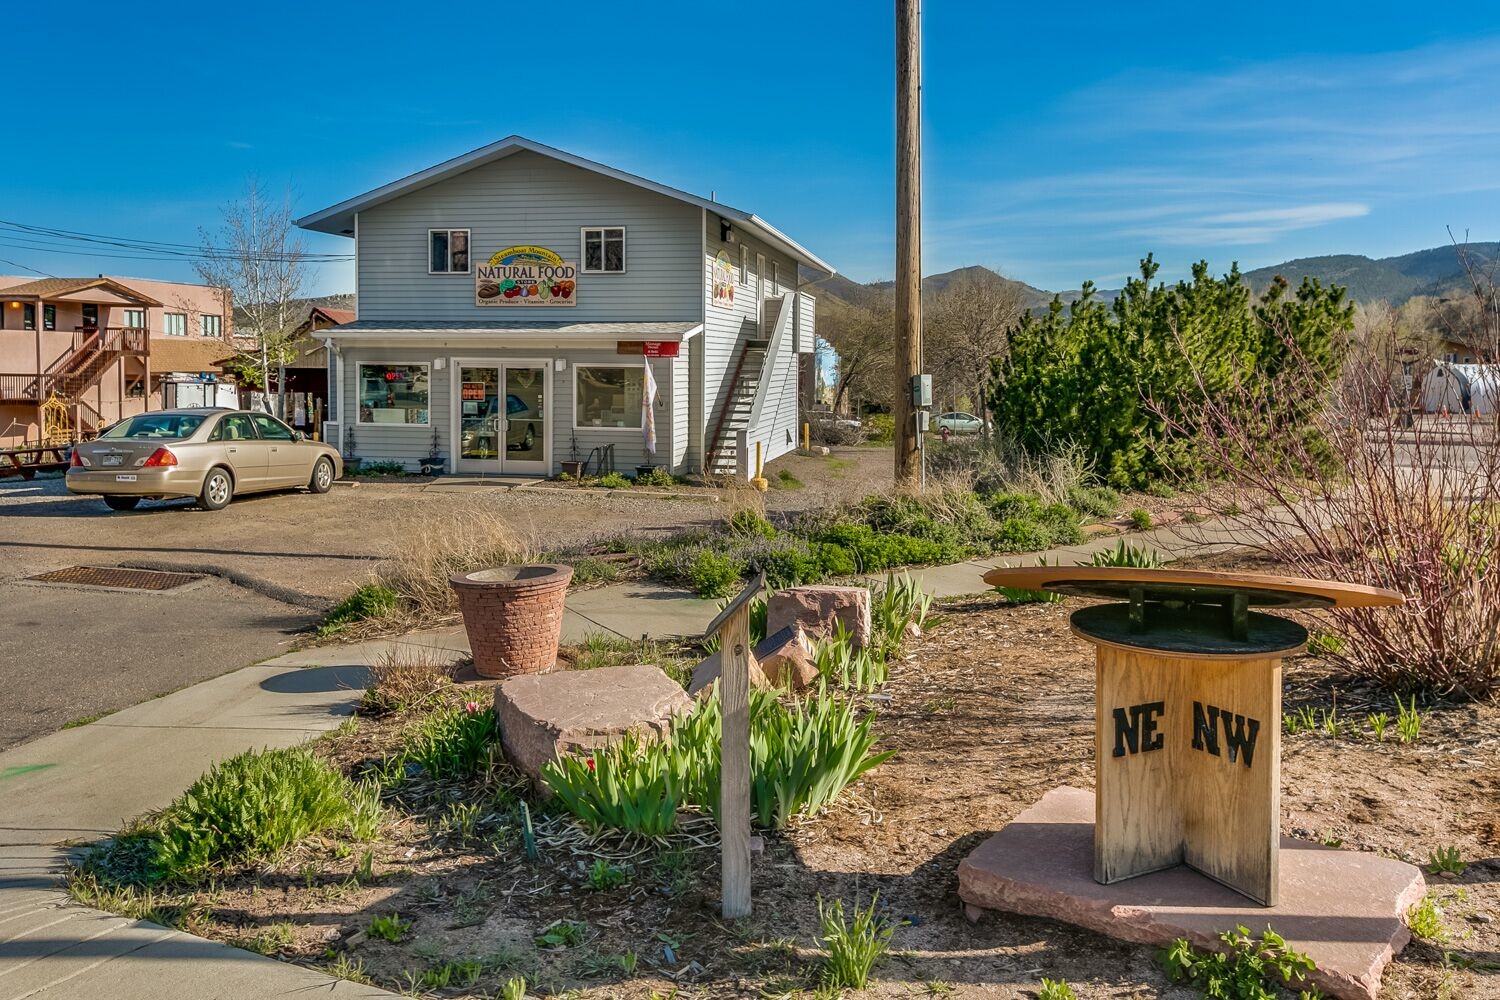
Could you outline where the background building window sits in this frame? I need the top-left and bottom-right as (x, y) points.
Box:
(575, 366), (643, 428)
(582, 227), (625, 272)
(42, 305), (56, 331)
(122, 309), (145, 329)
(358, 363), (430, 425)
(202, 314), (222, 338)
(429, 229), (470, 273)
(163, 312), (187, 336)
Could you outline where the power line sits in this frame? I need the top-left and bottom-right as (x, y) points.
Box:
(0, 256), (56, 278)
(0, 219), (353, 263)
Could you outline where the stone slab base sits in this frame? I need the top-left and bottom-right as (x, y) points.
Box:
(957, 787), (1425, 1000)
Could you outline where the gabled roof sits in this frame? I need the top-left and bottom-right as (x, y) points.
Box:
(311, 307), (355, 325)
(296, 135), (834, 276)
(0, 276), (163, 306)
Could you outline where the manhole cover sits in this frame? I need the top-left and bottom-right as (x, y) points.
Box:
(27, 566), (204, 592)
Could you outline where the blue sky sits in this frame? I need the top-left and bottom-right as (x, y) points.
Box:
(3, 2), (1497, 295)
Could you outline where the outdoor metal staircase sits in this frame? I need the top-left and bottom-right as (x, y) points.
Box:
(0, 327), (148, 406)
(705, 339), (770, 477)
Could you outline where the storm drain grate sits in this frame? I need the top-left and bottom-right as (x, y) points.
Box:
(27, 565), (204, 592)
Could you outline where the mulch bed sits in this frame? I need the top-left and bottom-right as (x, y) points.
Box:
(140, 564), (1498, 999)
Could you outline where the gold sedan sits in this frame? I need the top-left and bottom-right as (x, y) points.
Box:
(66, 409), (343, 512)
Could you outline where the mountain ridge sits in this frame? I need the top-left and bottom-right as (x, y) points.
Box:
(808, 241), (1499, 311)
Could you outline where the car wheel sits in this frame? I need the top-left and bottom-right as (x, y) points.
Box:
(309, 457), (334, 494)
(103, 496), (141, 511)
(199, 467), (234, 511)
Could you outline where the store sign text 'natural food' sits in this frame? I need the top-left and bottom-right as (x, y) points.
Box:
(476, 246), (577, 307)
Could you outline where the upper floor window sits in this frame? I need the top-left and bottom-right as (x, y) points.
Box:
(582, 227), (625, 273)
(202, 314), (223, 338)
(81, 303), (99, 328)
(42, 305), (56, 331)
(770, 261), (779, 295)
(740, 244), (749, 287)
(163, 312), (187, 337)
(122, 308), (145, 329)
(429, 229), (470, 274)
(22, 304), (35, 330)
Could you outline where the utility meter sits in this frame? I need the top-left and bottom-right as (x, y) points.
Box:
(911, 374), (932, 409)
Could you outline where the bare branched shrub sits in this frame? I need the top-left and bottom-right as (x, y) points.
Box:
(1162, 326), (1500, 698)
(377, 509), (538, 621)
(359, 648), (459, 716)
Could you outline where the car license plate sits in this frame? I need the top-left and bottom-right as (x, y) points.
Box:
(101, 454), (123, 467)
(115, 474), (137, 482)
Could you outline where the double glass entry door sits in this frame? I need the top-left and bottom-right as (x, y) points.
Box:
(456, 364), (546, 475)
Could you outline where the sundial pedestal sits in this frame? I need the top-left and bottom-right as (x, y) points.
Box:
(954, 567), (1422, 1000)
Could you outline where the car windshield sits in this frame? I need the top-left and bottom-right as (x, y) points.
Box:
(100, 413), (207, 440)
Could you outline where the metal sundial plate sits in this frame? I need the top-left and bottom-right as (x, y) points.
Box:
(1071, 603), (1309, 656)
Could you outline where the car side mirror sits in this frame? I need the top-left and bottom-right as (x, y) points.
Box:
(293, 431), (305, 441)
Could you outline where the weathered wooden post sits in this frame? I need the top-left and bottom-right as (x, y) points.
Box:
(701, 572), (766, 919)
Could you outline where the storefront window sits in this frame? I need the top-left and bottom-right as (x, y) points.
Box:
(575, 366), (643, 429)
(358, 363), (430, 425)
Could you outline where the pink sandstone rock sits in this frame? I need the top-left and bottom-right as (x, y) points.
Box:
(494, 664), (693, 786)
(956, 786), (1425, 1000)
(753, 625), (820, 691)
(766, 585), (872, 649)
(687, 647), (770, 699)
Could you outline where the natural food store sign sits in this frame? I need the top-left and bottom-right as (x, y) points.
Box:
(476, 246), (577, 306)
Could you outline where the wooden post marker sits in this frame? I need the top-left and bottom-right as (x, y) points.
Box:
(980, 566), (1402, 905)
(702, 573), (766, 919)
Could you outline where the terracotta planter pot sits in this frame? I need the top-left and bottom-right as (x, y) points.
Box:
(451, 564), (573, 678)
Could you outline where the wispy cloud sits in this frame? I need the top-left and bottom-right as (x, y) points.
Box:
(929, 36), (1500, 287)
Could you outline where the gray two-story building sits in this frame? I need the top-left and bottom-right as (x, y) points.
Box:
(296, 136), (832, 479)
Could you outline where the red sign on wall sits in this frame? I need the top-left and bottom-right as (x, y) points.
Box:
(617, 340), (680, 358)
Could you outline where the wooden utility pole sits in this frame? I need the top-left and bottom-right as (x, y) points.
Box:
(894, 0), (923, 489)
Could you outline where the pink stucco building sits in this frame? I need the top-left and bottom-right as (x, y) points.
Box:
(0, 275), (233, 446)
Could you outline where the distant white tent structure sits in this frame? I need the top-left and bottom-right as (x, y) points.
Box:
(1421, 361), (1500, 415)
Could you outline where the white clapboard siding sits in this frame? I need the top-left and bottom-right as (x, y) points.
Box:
(356, 150), (702, 325)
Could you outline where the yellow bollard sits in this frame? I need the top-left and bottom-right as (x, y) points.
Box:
(801, 422), (810, 452)
(751, 440), (769, 492)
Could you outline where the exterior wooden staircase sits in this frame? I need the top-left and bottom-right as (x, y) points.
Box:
(705, 339), (769, 477)
(0, 327), (148, 439)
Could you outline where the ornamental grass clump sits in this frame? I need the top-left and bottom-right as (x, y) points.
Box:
(120, 747), (383, 883)
(818, 893), (894, 990)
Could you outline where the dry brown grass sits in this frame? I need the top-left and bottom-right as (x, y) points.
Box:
(377, 508), (539, 622)
(357, 648), (460, 716)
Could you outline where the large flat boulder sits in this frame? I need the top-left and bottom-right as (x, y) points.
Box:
(766, 585), (872, 649)
(494, 664), (693, 786)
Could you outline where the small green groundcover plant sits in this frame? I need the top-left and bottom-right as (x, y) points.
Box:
(1158, 925), (1319, 1000)
(636, 487), (1103, 598)
(81, 747), (382, 885)
(318, 583), (399, 636)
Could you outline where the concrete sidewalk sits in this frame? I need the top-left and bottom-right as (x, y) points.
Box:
(275, 513), (1260, 667)
(0, 659), (397, 997)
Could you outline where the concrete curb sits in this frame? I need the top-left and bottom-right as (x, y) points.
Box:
(120, 559), (335, 612)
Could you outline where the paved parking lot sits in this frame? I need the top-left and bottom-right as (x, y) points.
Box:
(0, 448), (890, 749)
